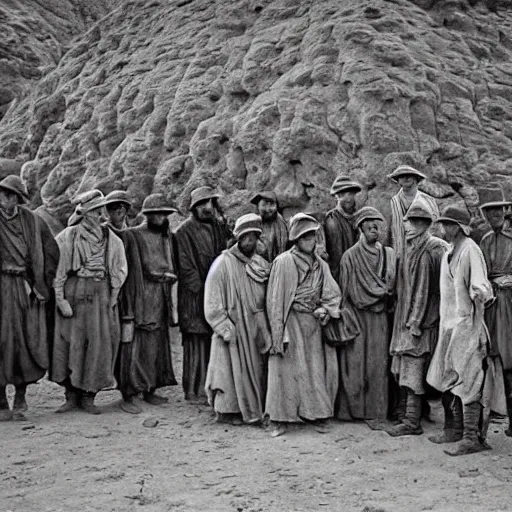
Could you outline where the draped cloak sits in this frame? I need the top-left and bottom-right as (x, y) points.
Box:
(427, 237), (505, 415)
(265, 247), (341, 422)
(204, 245), (271, 422)
(51, 224), (127, 392)
(0, 207), (59, 387)
(480, 227), (512, 370)
(336, 238), (396, 420)
(117, 223), (178, 395)
(256, 214), (288, 263)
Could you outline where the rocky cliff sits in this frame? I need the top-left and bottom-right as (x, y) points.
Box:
(0, 0), (511, 225)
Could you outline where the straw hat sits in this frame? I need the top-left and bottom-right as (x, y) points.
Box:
(233, 213), (263, 239)
(330, 175), (362, 195)
(387, 165), (426, 182)
(289, 213), (319, 242)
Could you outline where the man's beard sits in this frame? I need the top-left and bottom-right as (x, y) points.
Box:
(193, 210), (215, 223)
(238, 243), (256, 257)
(147, 218), (170, 234)
(261, 211), (278, 222)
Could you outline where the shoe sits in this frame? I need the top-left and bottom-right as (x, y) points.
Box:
(55, 390), (79, 413)
(387, 423), (423, 437)
(143, 392), (168, 406)
(315, 420), (332, 434)
(428, 430), (463, 444)
(444, 438), (489, 456)
(269, 422), (287, 438)
(120, 399), (142, 415)
(12, 410), (28, 422)
(14, 397), (28, 412)
(505, 427), (512, 438)
(81, 395), (101, 415)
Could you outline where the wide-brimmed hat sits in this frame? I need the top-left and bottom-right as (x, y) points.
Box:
(0, 174), (29, 203)
(233, 213), (263, 239)
(72, 189), (106, 213)
(404, 204), (433, 222)
(141, 193), (177, 214)
(437, 205), (471, 236)
(289, 213), (319, 242)
(387, 165), (426, 182)
(330, 175), (362, 196)
(478, 187), (511, 210)
(354, 206), (385, 228)
(103, 190), (131, 208)
(250, 191), (278, 206)
(189, 186), (220, 210)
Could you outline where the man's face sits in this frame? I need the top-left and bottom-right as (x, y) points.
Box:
(297, 231), (316, 254)
(147, 213), (168, 226)
(485, 207), (505, 231)
(0, 189), (19, 213)
(397, 175), (419, 191)
(360, 219), (381, 244)
(106, 202), (127, 225)
(441, 221), (460, 242)
(335, 191), (356, 213)
(195, 199), (214, 221)
(257, 199), (277, 221)
(87, 207), (104, 223)
(238, 231), (259, 255)
(404, 218), (430, 239)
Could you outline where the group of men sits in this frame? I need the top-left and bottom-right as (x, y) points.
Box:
(0, 163), (511, 458)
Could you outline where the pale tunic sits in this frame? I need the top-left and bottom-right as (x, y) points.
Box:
(427, 237), (505, 413)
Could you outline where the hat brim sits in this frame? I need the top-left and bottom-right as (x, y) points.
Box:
(142, 207), (178, 214)
(388, 171), (426, 182)
(103, 199), (131, 208)
(330, 185), (362, 196)
(356, 216), (384, 228)
(236, 227), (262, 239)
(404, 214), (432, 222)
(480, 201), (512, 210)
(290, 225), (319, 242)
(189, 194), (220, 210)
(0, 184), (28, 203)
(437, 217), (471, 236)
(250, 193), (277, 205)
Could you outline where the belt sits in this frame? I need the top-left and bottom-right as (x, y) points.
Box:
(1, 267), (27, 276)
(76, 269), (106, 281)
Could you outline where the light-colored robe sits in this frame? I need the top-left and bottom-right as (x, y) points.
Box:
(204, 246), (271, 423)
(265, 247), (341, 422)
(427, 237), (505, 413)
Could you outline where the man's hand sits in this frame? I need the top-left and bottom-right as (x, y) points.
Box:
(219, 324), (236, 343)
(57, 299), (73, 318)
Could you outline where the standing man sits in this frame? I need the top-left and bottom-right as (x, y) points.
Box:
(336, 207), (396, 421)
(427, 205), (505, 455)
(323, 176), (363, 283)
(118, 194), (178, 414)
(0, 175), (59, 421)
(103, 190), (131, 233)
(51, 190), (128, 414)
(266, 213), (341, 437)
(387, 205), (448, 436)
(175, 186), (230, 403)
(250, 191), (288, 263)
(204, 214), (271, 425)
(479, 191), (512, 437)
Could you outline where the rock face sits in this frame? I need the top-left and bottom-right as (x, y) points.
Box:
(0, 0), (511, 227)
(0, 0), (119, 120)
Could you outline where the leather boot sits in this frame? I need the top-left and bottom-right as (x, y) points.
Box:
(388, 390), (423, 436)
(444, 402), (488, 456)
(81, 392), (101, 415)
(0, 387), (12, 421)
(12, 384), (28, 421)
(55, 386), (79, 413)
(429, 393), (463, 444)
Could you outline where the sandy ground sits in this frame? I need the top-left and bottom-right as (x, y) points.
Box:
(1, 334), (512, 512)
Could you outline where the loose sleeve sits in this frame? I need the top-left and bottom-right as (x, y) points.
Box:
(406, 253), (431, 334)
(320, 259), (341, 318)
(53, 229), (73, 290)
(108, 231), (128, 290)
(175, 229), (203, 294)
(468, 245), (493, 303)
(324, 214), (342, 280)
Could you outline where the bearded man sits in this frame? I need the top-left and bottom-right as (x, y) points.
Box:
(479, 190), (512, 438)
(52, 190), (127, 414)
(204, 214), (271, 425)
(118, 194), (178, 414)
(387, 205), (448, 436)
(266, 213), (341, 437)
(175, 186), (230, 402)
(0, 175), (59, 421)
(251, 191), (288, 263)
(323, 176), (364, 283)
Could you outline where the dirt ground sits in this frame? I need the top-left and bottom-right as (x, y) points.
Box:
(1, 334), (512, 512)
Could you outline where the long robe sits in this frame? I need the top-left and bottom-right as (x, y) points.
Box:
(323, 208), (358, 283)
(52, 225), (127, 392)
(427, 237), (504, 411)
(336, 238), (396, 420)
(174, 215), (230, 398)
(390, 233), (448, 394)
(265, 247), (341, 423)
(117, 223), (178, 396)
(204, 246), (271, 422)
(256, 214), (288, 263)
(0, 207), (59, 387)
(480, 227), (512, 370)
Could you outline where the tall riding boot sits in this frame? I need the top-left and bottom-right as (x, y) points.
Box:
(12, 384), (28, 421)
(429, 393), (463, 444)
(55, 380), (79, 413)
(505, 372), (512, 437)
(0, 386), (12, 421)
(387, 389), (423, 436)
(80, 392), (101, 415)
(444, 401), (488, 456)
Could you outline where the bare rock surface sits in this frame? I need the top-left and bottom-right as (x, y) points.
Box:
(0, 0), (511, 224)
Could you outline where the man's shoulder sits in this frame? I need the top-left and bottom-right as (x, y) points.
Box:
(425, 235), (449, 252)
(174, 216), (194, 234)
(479, 230), (494, 246)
